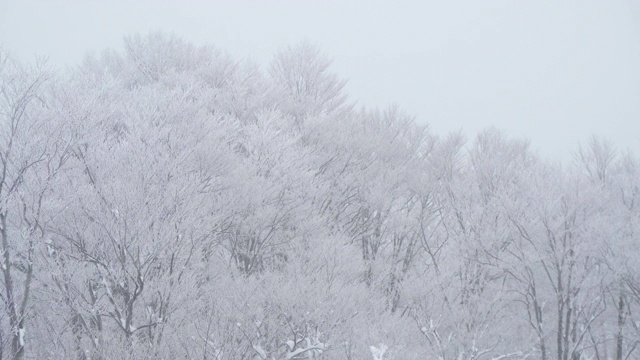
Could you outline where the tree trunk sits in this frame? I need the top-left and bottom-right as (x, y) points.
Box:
(616, 291), (625, 360)
(1, 212), (24, 360)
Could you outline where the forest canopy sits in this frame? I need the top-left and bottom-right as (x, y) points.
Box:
(0, 32), (638, 360)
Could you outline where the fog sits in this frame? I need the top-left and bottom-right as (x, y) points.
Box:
(2, 2), (640, 359)
(2, 0), (639, 160)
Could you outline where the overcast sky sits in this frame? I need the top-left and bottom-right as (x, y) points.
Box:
(1, 0), (639, 160)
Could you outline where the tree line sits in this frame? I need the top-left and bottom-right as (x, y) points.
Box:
(0, 32), (638, 359)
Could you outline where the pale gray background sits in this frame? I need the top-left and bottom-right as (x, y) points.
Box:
(1, 0), (639, 161)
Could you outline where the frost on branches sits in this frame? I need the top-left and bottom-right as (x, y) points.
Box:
(0, 34), (638, 359)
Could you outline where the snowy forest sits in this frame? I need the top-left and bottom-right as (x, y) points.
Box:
(0, 32), (639, 360)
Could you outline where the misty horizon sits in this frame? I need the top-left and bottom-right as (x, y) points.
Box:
(2, 0), (639, 160)
(1, 2), (640, 359)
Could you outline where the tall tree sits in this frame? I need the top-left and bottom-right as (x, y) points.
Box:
(269, 41), (350, 130)
(0, 51), (75, 359)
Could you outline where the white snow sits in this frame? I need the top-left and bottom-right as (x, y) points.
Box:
(18, 328), (25, 346)
(370, 343), (387, 360)
(252, 344), (267, 359)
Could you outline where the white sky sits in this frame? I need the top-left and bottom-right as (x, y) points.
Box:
(1, 0), (639, 160)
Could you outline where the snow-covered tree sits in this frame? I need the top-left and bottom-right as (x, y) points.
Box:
(0, 50), (77, 360)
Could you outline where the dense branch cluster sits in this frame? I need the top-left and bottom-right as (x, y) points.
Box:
(0, 33), (638, 360)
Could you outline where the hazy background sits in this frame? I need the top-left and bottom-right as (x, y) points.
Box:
(1, 0), (639, 160)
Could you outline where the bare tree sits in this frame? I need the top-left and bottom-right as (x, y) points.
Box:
(0, 51), (74, 359)
(269, 41), (351, 130)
